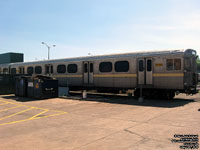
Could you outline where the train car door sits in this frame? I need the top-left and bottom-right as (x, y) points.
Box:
(146, 58), (152, 84)
(45, 64), (53, 75)
(83, 62), (94, 84)
(19, 67), (25, 74)
(138, 58), (153, 85)
(138, 59), (145, 84)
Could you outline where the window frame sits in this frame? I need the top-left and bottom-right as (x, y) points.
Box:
(35, 66), (42, 74)
(84, 63), (88, 73)
(11, 68), (17, 74)
(27, 66), (34, 75)
(99, 62), (113, 73)
(174, 59), (181, 70)
(139, 60), (144, 72)
(3, 68), (8, 74)
(114, 61), (129, 72)
(147, 59), (152, 72)
(166, 58), (181, 71)
(67, 64), (78, 73)
(57, 64), (66, 74)
(90, 63), (93, 73)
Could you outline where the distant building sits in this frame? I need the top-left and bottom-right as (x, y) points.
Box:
(0, 52), (24, 64)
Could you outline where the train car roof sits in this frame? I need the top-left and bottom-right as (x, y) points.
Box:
(0, 49), (195, 67)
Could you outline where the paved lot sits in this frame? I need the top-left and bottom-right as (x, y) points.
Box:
(0, 93), (199, 150)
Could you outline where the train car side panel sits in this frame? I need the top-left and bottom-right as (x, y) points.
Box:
(152, 55), (184, 90)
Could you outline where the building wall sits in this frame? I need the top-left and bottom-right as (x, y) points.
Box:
(0, 53), (23, 64)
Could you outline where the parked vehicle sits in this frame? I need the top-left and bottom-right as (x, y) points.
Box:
(0, 49), (198, 99)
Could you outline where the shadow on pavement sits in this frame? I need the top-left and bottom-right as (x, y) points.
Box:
(1, 93), (196, 108)
(61, 93), (196, 108)
(1, 95), (46, 102)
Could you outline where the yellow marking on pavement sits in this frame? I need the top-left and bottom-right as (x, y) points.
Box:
(34, 111), (68, 119)
(0, 100), (28, 107)
(29, 109), (49, 119)
(0, 100), (47, 111)
(0, 100), (68, 126)
(0, 102), (8, 106)
(0, 118), (33, 126)
(0, 107), (34, 121)
(0, 105), (22, 112)
(0, 111), (68, 126)
(29, 107), (48, 111)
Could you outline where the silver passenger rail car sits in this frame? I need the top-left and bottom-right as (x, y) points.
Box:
(0, 49), (198, 99)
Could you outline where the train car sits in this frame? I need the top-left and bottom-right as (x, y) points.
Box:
(0, 49), (198, 99)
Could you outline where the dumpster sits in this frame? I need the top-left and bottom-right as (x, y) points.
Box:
(27, 78), (34, 98)
(15, 76), (28, 97)
(0, 74), (19, 95)
(27, 75), (58, 99)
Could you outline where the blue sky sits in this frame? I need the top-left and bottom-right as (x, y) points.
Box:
(0, 0), (200, 61)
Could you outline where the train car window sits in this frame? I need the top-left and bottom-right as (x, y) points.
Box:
(167, 59), (173, 70)
(27, 67), (34, 75)
(3, 68), (8, 74)
(90, 63), (93, 73)
(67, 64), (77, 73)
(11, 68), (16, 74)
(35, 66), (42, 74)
(139, 60), (144, 72)
(57, 65), (66, 73)
(115, 61), (129, 72)
(147, 60), (152, 71)
(174, 59), (181, 70)
(84, 63), (88, 73)
(99, 62), (112, 72)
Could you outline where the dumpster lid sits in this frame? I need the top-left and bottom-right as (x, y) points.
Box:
(32, 75), (56, 80)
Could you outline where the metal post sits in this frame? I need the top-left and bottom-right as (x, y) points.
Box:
(48, 46), (50, 60)
(82, 90), (87, 99)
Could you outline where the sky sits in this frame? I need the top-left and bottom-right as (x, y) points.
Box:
(0, 0), (200, 62)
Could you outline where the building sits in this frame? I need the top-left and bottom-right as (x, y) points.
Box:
(0, 52), (24, 64)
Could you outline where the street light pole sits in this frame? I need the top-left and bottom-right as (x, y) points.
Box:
(48, 46), (50, 60)
(41, 42), (56, 60)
